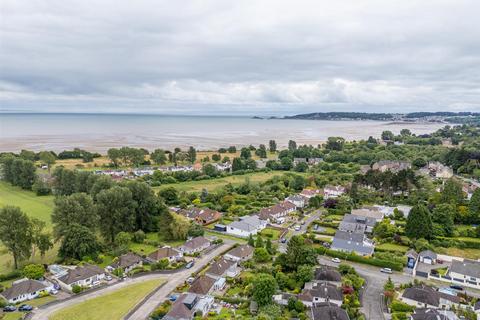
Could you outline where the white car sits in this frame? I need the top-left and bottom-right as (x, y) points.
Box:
(380, 268), (393, 274)
(105, 275), (113, 281)
(294, 225), (301, 231)
(331, 258), (341, 263)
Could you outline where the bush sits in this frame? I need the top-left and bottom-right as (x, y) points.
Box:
(133, 230), (146, 243)
(315, 247), (403, 271)
(72, 284), (83, 294)
(390, 301), (415, 313)
(391, 312), (408, 320)
(0, 270), (22, 282)
(23, 264), (45, 279)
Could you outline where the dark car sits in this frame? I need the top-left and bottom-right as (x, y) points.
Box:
(280, 238), (287, 243)
(450, 285), (464, 291)
(19, 304), (33, 311)
(3, 305), (17, 312)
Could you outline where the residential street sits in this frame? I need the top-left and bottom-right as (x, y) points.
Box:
(278, 209), (322, 253)
(30, 243), (233, 320)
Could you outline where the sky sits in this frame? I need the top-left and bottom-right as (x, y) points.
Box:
(1, 0), (479, 116)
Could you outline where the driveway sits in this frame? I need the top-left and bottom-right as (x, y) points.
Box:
(31, 242), (233, 320)
(278, 210), (322, 253)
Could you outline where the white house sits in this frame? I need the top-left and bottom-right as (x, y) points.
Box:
(448, 259), (480, 290)
(178, 237), (211, 255)
(56, 264), (105, 292)
(323, 185), (346, 199)
(0, 278), (53, 304)
(148, 246), (183, 263)
(418, 250), (437, 265)
(227, 215), (267, 237)
(205, 258), (240, 279)
(258, 201), (296, 224)
(285, 195), (306, 209)
(298, 282), (343, 307)
(224, 244), (254, 262)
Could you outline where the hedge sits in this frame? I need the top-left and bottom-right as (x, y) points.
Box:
(433, 237), (480, 249)
(390, 300), (415, 313)
(0, 270), (22, 282)
(316, 247), (403, 271)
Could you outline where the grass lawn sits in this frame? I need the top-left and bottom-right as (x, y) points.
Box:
(314, 226), (337, 236)
(376, 243), (409, 253)
(259, 227), (282, 240)
(49, 279), (164, 320)
(129, 233), (184, 256)
(152, 171), (285, 193)
(2, 312), (23, 320)
(205, 231), (247, 243)
(0, 181), (54, 226)
(439, 247), (480, 260)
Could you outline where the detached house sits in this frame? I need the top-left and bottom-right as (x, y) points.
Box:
(400, 285), (460, 309)
(224, 244), (254, 262)
(285, 195), (307, 209)
(205, 258), (239, 279)
(372, 160), (411, 173)
(0, 278), (53, 304)
(163, 293), (213, 320)
(109, 252), (143, 273)
(179, 207), (222, 225)
(323, 185), (346, 199)
(258, 201), (296, 224)
(188, 275), (225, 295)
(57, 264), (105, 292)
(178, 237), (211, 255)
(339, 214), (377, 234)
(351, 207), (384, 222)
(331, 230), (374, 256)
(148, 246), (183, 263)
(448, 259), (480, 289)
(311, 302), (350, 320)
(298, 282), (343, 307)
(227, 215), (266, 237)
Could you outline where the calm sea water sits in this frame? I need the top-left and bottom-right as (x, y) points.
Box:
(0, 113), (446, 152)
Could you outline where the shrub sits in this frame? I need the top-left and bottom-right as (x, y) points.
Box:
(392, 312), (408, 320)
(22, 264), (45, 279)
(390, 301), (415, 313)
(133, 230), (146, 243)
(72, 284), (83, 294)
(315, 247), (403, 271)
(0, 270), (22, 282)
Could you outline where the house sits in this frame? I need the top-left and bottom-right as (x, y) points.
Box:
(372, 160), (411, 173)
(226, 215), (267, 237)
(224, 244), (254, 262)
(56, 264), (105, 292)
(258, 201), (296, 223)
(285, 195), (307, 209)
(351, 207), (384, 222)
(188, 275), (224, 295)
(421, 162), (454, 179)
(163, 293), (213, 320)
(406, 249), (419, 269)
(400, 285), (460, 309)
(314, 266), (342, 283)
(148, 246), (183, 263)
(293, 157), (323, 165)
(374, 205), (412, 218)
(0, 278), (53, 304)
(179, 207), (222, 225)
(410, 308), (456, 320)
(448, 259), (480, 289)
(205, 258), (239, 279)
(418, 250), (437, 265)
(109, 252), (143, 273)
(300, 189), (323, 199)
(331, 230), (374, 256)
(339, 214), (377, 233)
(311, 302), (350, 320)
(273, 293), (296, 306)
(298, 282), (343, 307)
(178, 237), (211, 255)
(323, 185), (346, 199)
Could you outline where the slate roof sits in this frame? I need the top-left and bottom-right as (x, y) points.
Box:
(406, 249), (419, 259)
(188, 275), (216, 295)
(1, 278), (49, 300)
(226, 244), (254, 259)
(411, 308), (449, 320)
(228, 215), (264, 232)
(148, 247), (181, 261)
(331, 230), (374, 256)
(163, 293), (197, 320)
(311, 302), (350, 320)
(111, 252), (142, 269)
(475, 300), (480, 311)
(403, 286), (439, 307)
(206, 258), (235, 276)
(298, 282), (343, 302)
(58, 264), (104, 285)
(450, 259), (480, 279)
(314, 266), (342, 282)
(181, 236), (210, 251)
(258, 201), (295, 219)
(351, 208), (384, 220)
(419, 250), (437, 260)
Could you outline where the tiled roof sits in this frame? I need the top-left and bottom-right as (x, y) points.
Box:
(403, 286), (439, 307)
(206, 258), (235, 276)
(1, 279), (49, 300)
(148, 247), (181, 261)
(226, 244), (254, 259)
(188, 276), (216, 295)
(58, 264), (104, 285)
(181, 237), (210, 251)
(111, 252), (142, 269)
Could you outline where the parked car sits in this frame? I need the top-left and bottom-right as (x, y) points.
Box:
(187, 277), (195, 284)
(49, 289), (59, 295)
(280, 238), (287, 243)
(331, 258), (341, 263)
(169, 294), (179, 301)
(185, 261), (195, 269)
(105, 275), (113, 281)
(294, 225), (301, 231)
(380, 268), (393, 274)
(19, 305), (33, 312)
(313, 224), (319, 230)
(450, 285), (464, 291)
(301, 221), (306, 225)
(3, 305), (16, 312)
(322, 242), (331, 248)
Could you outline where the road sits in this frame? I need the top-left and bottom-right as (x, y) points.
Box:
(31, 243), (233, 320)
(278, 210), (322, 253)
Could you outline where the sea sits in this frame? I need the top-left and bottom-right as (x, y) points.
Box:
(0, 113), (447, 153)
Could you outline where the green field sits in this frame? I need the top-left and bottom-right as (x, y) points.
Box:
(0, 181), (54, 226)
(376, 242), (409, 253)
(49, 279), (164, 320)
(259, 227), (283, 240)
(153, 171), (285, 193)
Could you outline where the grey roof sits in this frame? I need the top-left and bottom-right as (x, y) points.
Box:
(148, 247), (181, 261)
(181, 236), (210, 251)
(111, 252), (142, 269)
(188, 275), (216, 295)
(450, 259), (480, 278)
(342, 214), (377, 227)
(331, 230), (374, 256)
(411, 308), (449, 320)
(403, 286), (439, 307)
(315, 266), (342, 282)
(1, 279), (49, 300)
(419, 250), (437, 260)
(58, 264), (104, 285)
(206, 258), (235, 276)
(475, 301), (480, 311)
(226, 244), (254, 259)
(163, 293), (197, 320)
(311, 302), (350, 320)
(299, 282), (343, 302)
(229, 215), (263, 232)
(406, 249), (418, 259)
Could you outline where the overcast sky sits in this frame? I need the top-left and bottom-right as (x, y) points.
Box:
(1, 0), (479, 115)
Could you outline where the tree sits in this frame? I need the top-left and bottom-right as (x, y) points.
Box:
(202, 164), (218, 177)
(240, 148), (251, 159)
(36, 233), (53, 259)
(232, 158), (244, 172)
(158, 187), (179, 205)
(167, 214), (190, 240)
(0, 157), (36, 190)
(30, 218), (52, 258)
(133, 230), (146, 243)
(269, 140), (277, 153)
(52, 193), (99, 239)
(23, 264), (45, 279)
(373, 219), (397, 239)
(381, 130), (395, 141)
(469, 189), (480, 223)
(282, 235), (316, 271)
(0, 206), (32, 269)
(188, 223), (205, 237)
(400, 129), (412, 136)
(228, 146), (237, 153)
(295, 162), (308, 172)
(114, 232), (131, 255)
(441, 178), (463, 205)
(405, 204), (433, 240)
(254, 247), (271, 262)
(265, 238), (274, 254)
(107, 148), (122, 167)
(326, 137), (345, 151)
(39, 151), (56, 172)
(412, 158), (427, 169)
(255, 145), (267, 158)
(309, 195), (323, 208)
(211, 154), (221, 162)
(19, 150), (36, 161)
(52, 167), (77, 195)
(288, 140), (297, 151)
(296, 264), (314, 285)
(248, 234), (255, 246)
(252, 274), (277, 306)
(151, 149), (167, 165)
(255, 236), (264, 248)
(290, 175), (306, 191)
(187, 146), (197, 163)
(58, 223), (100, 260)
(432, 204), (455, 236)
(96, 186), (136, 242)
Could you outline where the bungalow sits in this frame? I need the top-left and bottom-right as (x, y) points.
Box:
(0, 278), (53, 304)
(300, 189), (323, 200)
(56, 264), (105, 292)
(314, 266), (342, 283)
(422, 162), (454, 179)
(109, 252), (143, 273)
(400, 285), (460, 309)
(351, 207), (384, 222)
(285, 194), (307, 209)
(448, 259), (480, 289)
(188, 275), (225, 295)
(298, 282), (343, 307)
(148, 246), (183, 263)
(339, 214), (377, 234)
(163, 293), (213, 320)
(311, 302), (350, 320)
(179, 207), (222, 225)
(178, 237), (211, 255)
(273, 292), (296, 306)
(227, 215), (266, 237)
(418, 250), (437, 265)
(205, 258), (239, 279)
(258, 201), (296, 223)
(372, 160), (411, 173)
(224, 244), (254, 262)
(410, 308), (455, 320)
(323, 185), (346, 199)
(331, 230), (374, 256)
